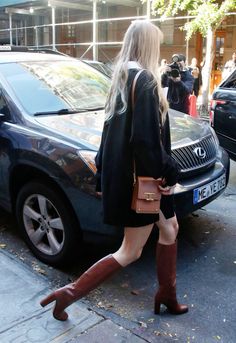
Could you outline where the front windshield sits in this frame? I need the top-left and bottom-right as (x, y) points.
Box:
(0, 59), (110, 115)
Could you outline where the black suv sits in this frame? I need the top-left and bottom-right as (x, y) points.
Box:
(0, 47), (229, 266)
(210, 69), (236, 161)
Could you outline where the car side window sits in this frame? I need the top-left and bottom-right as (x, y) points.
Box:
(221, 71), (236, 89)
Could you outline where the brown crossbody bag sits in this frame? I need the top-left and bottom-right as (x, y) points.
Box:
(131, 70), (162, 214)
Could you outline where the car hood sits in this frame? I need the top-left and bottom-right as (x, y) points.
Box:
(34, 108), (212, 150)
(168, 109), (212, 149)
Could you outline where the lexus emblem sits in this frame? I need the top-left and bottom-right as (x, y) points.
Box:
(193, 147), (206, 159)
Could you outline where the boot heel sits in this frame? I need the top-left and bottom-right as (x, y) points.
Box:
(154, 301), (161, 314)
(40, 293), (56, 307)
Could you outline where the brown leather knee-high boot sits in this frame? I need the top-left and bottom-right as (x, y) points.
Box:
(154, 241), (188, 315)
(40, 254), (122, 321)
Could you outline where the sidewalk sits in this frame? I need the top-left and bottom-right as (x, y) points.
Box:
(0, 249), (146, 343)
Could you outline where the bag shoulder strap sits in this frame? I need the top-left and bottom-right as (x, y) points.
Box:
(131, 69), (144, 111)
(131, 69), (143, 184)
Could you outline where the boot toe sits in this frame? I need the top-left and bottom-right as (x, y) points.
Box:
(168, 304), (188, 315)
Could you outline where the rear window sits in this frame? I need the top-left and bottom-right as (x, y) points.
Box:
(220, 70), (236, 89)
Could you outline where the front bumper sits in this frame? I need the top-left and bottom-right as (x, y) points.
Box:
(68, 148), (229, 236)
(174, 148), (230, 217)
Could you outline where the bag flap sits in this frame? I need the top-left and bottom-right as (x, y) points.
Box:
(137, 177), (161, 200)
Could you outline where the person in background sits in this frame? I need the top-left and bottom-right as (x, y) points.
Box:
(40, 20), (188, 321)
(222, 52), (236, 79)
(159, 58), (167, 74)
(189, 57), (202, 97)
(161, 54), (194, 114)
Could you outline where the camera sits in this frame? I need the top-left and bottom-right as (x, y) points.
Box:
(167, 54), (182, 78)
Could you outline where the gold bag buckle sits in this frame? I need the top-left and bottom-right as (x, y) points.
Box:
(144, 192), (156, 201)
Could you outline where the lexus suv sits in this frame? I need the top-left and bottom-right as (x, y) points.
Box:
(210, 69), (236, 161)
(0, 47), (230, 265)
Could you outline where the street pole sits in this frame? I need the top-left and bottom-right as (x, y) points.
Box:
(9, 13), (13, 45)
(93, 0), (98, 60)
(146, 0), (151, 20)
(51, 6), (56, 51)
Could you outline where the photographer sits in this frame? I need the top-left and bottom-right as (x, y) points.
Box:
(161, 54), (194, 114)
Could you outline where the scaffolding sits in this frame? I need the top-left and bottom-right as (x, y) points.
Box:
(0, 1), (235, 64)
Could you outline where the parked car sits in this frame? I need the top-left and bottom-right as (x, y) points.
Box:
(82, 59), (113, 77)
(210, 69), (236, 161)
(0, 47), (229, 266)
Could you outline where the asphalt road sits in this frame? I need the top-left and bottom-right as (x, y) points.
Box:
(0, 161), (236, 343)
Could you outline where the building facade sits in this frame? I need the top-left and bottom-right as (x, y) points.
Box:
(0, 0), (235, 89)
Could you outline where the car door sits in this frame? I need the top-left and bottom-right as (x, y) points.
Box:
(0, 91), (13, 207)
(212, 70), (236, 140)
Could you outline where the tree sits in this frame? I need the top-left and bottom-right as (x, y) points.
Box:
(149, 0), (236, 113)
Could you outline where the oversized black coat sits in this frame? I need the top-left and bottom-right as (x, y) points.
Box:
(95, 69), (179, 227)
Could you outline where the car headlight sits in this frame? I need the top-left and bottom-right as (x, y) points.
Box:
(77, 150), (97, 174)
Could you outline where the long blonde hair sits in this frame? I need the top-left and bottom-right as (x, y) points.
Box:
(105, 20), (168, 122)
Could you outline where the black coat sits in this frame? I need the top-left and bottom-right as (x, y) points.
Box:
(95, 69), (178, 227)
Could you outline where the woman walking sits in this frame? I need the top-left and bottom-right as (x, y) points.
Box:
(40, 20), (188, 321)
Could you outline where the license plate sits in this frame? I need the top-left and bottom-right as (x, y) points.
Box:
(193, 173), (226, 204)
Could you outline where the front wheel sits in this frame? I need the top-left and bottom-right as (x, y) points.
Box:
(16, 181), (82, 266)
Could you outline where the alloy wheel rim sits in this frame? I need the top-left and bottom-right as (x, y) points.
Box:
(23, 194), (65, 256)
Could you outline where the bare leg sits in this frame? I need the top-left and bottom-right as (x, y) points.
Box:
(40, 223), (154, 320)
(113, 223), (154, 266)
(156, 210), (179, 244)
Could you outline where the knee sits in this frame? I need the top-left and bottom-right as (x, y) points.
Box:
(114, 247), (143, 267)
(158, 221), (179, 245)
(173, 221), (179, 235)
(169, 221), (179, 241)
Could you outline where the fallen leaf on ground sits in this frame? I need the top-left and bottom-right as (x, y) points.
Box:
(106, 303), (114, 308)
(131, 289), (140, 295)
(32, 265), (47, 275)
(97, 301), (105, 308)
(154, 331), (162, 336)
(138, 321), (147, 328)
(148, 318), (154, 323)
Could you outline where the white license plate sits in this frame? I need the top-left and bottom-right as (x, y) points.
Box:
(193, 173), (226, 204)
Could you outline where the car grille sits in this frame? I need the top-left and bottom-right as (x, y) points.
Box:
(172, 134), (217, 175)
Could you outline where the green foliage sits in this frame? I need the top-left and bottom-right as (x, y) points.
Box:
(149, 0), (236, 38)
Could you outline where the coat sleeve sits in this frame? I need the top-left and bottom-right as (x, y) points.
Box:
(182, 70), (194, 94)
(130, 71), (178, 186)
(95, 122), (108, 192)
(161, 112), (180, 186)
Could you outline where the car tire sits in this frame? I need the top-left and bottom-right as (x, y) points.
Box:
(16, 181), (82, 266)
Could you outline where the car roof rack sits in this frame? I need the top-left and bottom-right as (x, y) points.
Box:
(0, 45), (28, 52)
(28, 48), (66, 56)
(0, 45), (67, 56)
